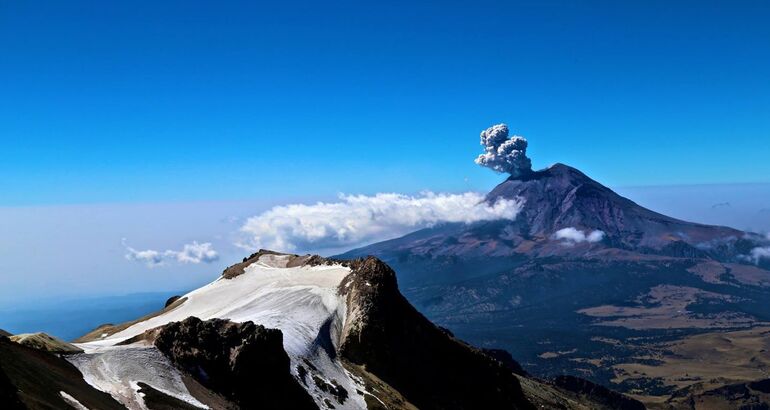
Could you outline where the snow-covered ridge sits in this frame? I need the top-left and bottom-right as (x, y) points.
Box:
(69, 253), (367, 409)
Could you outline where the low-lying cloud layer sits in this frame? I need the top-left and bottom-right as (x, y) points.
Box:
(750, 246), (770, 262)
(746, 233), (770, 264)
(554, 227), (605, 244)
(238, 192), (523, 253)
(475, 123), (532, 177)
(124, 240), (219, 267)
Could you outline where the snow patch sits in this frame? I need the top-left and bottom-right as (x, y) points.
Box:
(60, 391), (89, 410)
(67, 346), (208, 410)
(71, 254), (366, 410)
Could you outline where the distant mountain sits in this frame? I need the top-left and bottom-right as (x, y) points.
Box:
(6, 251), (647, 409)
(339, 163), (770, 403)
(485, 163), (748, 252)
(344, 164), (755, 268)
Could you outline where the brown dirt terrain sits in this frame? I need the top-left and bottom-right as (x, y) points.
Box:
(578, 285), (756, 330)
(608, 326), (770, 404)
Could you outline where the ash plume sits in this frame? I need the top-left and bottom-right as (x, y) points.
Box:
(475, 123), (532, 177)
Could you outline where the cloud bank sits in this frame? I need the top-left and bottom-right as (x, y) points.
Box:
(238, 192), (523, 252)
(554, 227), (605, 244)
(475, 123), (532, 177)
(124, 240), (219, 267)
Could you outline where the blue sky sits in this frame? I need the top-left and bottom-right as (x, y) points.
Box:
(1, 1), (769, 206)
(1, 1), (770, 315)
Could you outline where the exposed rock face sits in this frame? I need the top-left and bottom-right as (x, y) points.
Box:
(336, 256), (535, 410)
(0, 337), (124, 409)
(482, 348), (528, 376)
(164, 295), (182, 308)
(552, 375), (645, 410)
(70, 250), (644, 409)
(221, 249), (282, 279)
(0, 363), (23, 410)
(135, 381), (208, 410)
(153, 316), (317, 410)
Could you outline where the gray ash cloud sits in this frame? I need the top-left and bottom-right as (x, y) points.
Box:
(475, 123), (532, 177)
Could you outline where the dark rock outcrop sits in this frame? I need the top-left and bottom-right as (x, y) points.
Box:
(136, 382), (208, 410)
(154, 316), (317, 410)
(221, 249), (293, 279)
(482, 348), (528, 376)
(337, 256), (535, 410)
(0, 337), (124, 409)
(164, 295), (182, 308)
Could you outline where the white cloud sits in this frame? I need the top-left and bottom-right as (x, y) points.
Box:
(553, 227), (605, 244)
(123, 239), (219, 268)
(748, 246), (770, 263)
(124, 246), (164, 267)
(169, 242), (219, 264)
(238, 192), (523, 253)
(743, 233), (770, 264)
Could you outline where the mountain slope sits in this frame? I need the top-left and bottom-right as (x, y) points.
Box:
(153, 316), (316, 409)
(59, 250), (642, 409)
(64, 251), (540, 409)
(0, 335), (125, 410)
(484, 163), (752, 255)
(339, 163), (770, 402)
(9, 333), (83, 354)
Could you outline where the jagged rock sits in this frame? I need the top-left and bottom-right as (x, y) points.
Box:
(482, 348), (528, 376)
(135, 381), (204, 410)
(153, 316), (317, 409)
(0, 337), (124, 409)
(164, 295), (182, 308)
(337, 256), (535, 410)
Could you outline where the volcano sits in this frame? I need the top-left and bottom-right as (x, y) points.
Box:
(339, 163), (770, 403)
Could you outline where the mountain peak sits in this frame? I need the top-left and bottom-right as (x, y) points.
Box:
(482, 162), (743, 253)
(497, 162), (593, 185)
